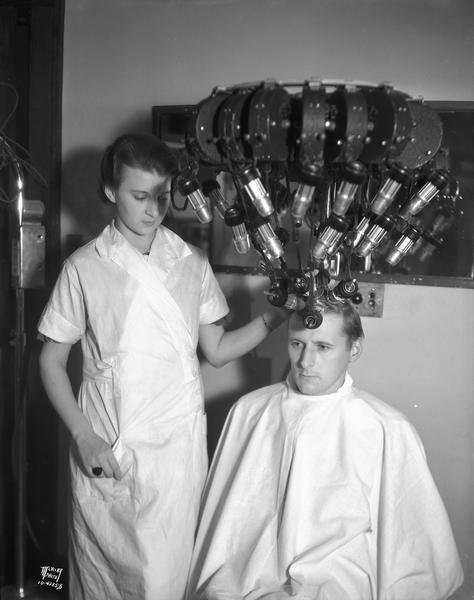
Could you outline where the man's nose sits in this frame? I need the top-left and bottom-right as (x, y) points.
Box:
(299, 347), (316, 369)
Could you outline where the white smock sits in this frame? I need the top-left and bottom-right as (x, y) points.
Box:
(38, 222), (229, 600)
(186, 375), (464, 600)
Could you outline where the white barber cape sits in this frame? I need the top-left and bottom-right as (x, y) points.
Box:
(186, 375), (463, 600)
(38, 223), (229, 600)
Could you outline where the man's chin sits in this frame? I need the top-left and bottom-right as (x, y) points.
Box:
(295, 375), (323, 396)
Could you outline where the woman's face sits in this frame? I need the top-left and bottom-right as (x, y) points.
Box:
(105, 164), (171, 251)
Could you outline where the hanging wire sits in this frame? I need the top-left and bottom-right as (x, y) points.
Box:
(1, 82), (48, 205)
(0, 186), (12, 205)
(0, 82), (19, 131)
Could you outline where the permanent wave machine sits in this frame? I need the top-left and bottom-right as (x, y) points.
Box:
(160, 80), (463, 328)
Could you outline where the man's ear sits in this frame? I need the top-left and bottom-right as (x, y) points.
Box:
(349, 339), (363, 363)
(104, 187), (116, 203)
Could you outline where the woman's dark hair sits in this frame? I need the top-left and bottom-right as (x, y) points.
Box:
(99, 133), (178, 203)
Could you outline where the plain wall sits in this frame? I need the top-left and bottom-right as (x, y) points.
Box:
(62, 0), (474, 596)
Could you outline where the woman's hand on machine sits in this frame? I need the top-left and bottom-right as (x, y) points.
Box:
(73, 429), (123, 480)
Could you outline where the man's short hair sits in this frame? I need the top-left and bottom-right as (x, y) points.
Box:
(294, 296), (364, 347)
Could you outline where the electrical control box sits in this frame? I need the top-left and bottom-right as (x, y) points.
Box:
(10, 199), (46, 289)
(351, 282), (384, 317)
(11, 223), (46, 289)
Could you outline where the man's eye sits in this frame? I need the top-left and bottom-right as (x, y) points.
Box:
(133, 194), (147, 201)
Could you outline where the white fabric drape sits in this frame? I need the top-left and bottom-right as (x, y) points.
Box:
(186, 375), (463, 600)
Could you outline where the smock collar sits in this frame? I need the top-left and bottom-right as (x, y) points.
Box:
(285, 373), (354, 403)
(95, 221), (192, 265)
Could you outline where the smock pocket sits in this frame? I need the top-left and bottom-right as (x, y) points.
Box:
(72, 441), (137, 503)
(74, 358), (136, 501)
(111, 435), (134, 477)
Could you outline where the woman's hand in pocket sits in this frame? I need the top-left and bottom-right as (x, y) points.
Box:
(74, 429), (123, 480)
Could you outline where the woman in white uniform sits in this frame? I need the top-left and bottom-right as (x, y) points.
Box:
(38, 134), (288, 600)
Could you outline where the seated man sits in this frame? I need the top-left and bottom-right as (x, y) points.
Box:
(186, 299), (463, 600)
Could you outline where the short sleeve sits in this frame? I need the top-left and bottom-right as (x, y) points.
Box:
(199, 256), (229, 325)
(37, 259), (86, 344)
